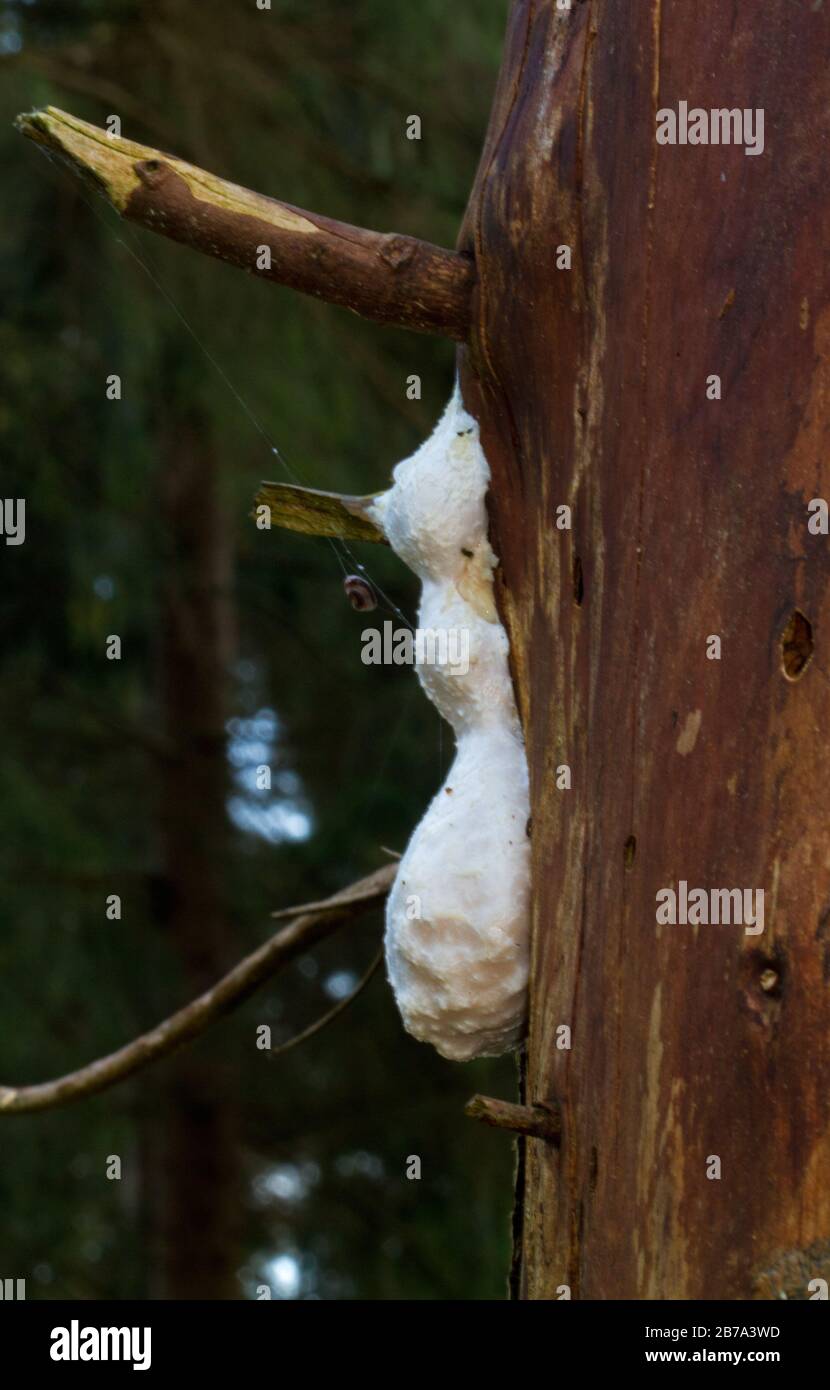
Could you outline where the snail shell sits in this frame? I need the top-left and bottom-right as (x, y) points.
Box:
(344, 574), (378, 612)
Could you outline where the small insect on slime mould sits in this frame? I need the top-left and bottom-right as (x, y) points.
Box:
(368, 385), (531, 1061)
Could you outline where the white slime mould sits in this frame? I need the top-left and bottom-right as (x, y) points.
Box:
(369, 386), (531, 1060)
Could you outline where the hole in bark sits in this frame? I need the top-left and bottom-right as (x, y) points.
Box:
(589, 1146), (598, 1192)
(623, 835), (636, 871)
(136, 158), (165, 185)
(780, 609), (813, 680)
(741, 947), (786, 1003)
(572, 555), (584, 606)
(758, 952), (784, 997)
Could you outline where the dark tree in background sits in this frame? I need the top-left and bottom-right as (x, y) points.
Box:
(1, 0), (513, 1299)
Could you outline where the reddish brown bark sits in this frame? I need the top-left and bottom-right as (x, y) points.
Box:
(459, 0), (830, 1299)
(124, 159), (476, 339)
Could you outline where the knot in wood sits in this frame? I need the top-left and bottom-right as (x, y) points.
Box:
(380, 234), (416, 271)
(134, 158), (170, 188)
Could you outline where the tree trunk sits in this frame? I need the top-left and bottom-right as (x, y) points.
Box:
(458, 0), (830, 1299)
(145, 413), (241, 1300)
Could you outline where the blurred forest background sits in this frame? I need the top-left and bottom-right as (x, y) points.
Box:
(0, 0), (514, 1298)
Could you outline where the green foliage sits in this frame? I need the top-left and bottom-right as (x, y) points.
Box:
(0, 0), (514, 1300)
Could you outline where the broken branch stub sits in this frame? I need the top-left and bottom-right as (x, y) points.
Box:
(16, 106), (475, 340)
(465, 1093), (562, 1144)
(254, 482), (387, 544)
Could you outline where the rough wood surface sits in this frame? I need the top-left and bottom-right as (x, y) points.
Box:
(458, 0), (830, 1299)
(254, 482), (387, 544)
(16, 106), (475, 339)
(466, 1093), (561, 1144)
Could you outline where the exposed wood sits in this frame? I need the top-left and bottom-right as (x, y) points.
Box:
(457, 0), (830, 1299)
(15, 106), (475, 340)
(0, 862), (394, 1114)
(254, 481), (387, 544)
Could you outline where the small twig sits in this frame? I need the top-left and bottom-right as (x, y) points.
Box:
(268, 865), (392, 920)
(465, 1093), (562, 1145)
(266, 944), (384, 1059)
(0, 862), (395, 1115)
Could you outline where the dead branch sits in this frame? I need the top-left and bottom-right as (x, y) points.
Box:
(465, 1093), (562, 1144)
(254, 481), (387, 543)
(265, 943), (384, 1059)
(16, 106), (475, 340)
(0, 862), (395, 1115)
